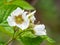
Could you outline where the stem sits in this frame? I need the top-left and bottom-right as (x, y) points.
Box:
(4, 27), (17, 45)
(5, 38), (14, 45)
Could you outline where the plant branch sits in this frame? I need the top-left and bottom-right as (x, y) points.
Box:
(4, 27), (17, 45)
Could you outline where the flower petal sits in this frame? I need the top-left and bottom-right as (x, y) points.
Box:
(34, 24), (45, 30)
(11, 7), (24, 16)
(33, 24), (46, 36)
(35, 29), (46, 36)
(7, 16), (16, 26)
(27, 10), (36, 17)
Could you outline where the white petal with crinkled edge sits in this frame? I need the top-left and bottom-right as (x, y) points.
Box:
(34, 24), (45, 30)
(11, 7), (24, 16)
(35, 29), (46, 36)
(7, 16), (16, 26)
(33, 24), (46, 36)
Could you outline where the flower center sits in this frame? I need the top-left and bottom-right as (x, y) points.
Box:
(15, 15), (24, 24)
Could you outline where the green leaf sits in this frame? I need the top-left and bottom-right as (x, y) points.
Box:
(0, 5), (17, 23)
(0, 5), (6, 23)
(0, 24), (9, 27)
(10, 0), (34, 10)
(20, 31), (36, 38)
(19, 36), (44, 45)
(41, 36), (55, 44)
(5, 0), (25, 3)
(16, 29), (44, 45)
(2, 5), (17, 22)
(0, 0), (4, 6)
(46, 36), (55, 44)
(0, 26), (14, 37)
(18, 30), (44, 45)
(0, 30), (10, 43)
(0, 42), (4, 45)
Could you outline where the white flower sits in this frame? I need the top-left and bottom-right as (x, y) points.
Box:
(7, 7), (29, 30)
(33, 24), (46, 36)
(27, 10), (36, 23)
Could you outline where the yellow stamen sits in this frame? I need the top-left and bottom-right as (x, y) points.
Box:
(15, 15), (24, 24)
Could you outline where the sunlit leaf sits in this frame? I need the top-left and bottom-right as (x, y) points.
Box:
(0, 5), (17, 23)
(12, 0), (34, 10)
(20, 31), (36, 38)
(6, 0), (34, 10)
(17, 30), (44, 45)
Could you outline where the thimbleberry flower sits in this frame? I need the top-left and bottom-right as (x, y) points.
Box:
(7, 7), (29, 30)
(33, 24), (46, 36)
